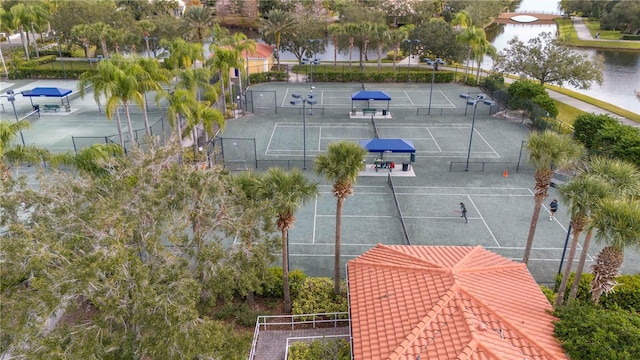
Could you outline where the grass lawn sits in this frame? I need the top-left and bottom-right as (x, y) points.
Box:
(583, 20), (622, 40)
(553, 100), (584, 128)
(37, 60), (94, 72)
(555, 19), (640, 50)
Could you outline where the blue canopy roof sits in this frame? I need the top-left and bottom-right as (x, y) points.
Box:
(359, 138), (415, 153)
(22, 87), (72, 97)
(351, 90), (391, 101)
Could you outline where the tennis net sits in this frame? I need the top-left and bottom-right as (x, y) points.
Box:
(372, 117), (380, 139)
(387, 172), (411, 245)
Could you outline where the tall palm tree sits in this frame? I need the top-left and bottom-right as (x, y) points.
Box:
(207, 47), (241, 115)
(327, 24), (345, 69)
(257, 168), (318, 313)
(24, 3), (48, 59)
(472, 38), (496, 85)
(79, 60), (126, 147)
(159, 88), (196, 142)
(179, 6), (217, 43)
(344, 23), (359, 70)
(183, 101), (224, 157)
(388, 28), (408, 72)
(588, 198), (640, 304)
(109, 55), (146, 147)
(9, 3), (31, 60)
(457, 26), (486, 83)
(161, 38), (204, 70)
(555, 174), (609, 306)
(137, 20), (157, 58)
(567, 157), (640, 300)
(217, 33), (256, 108)
(259, 9), (297, 70)
(522, 131), (584, 265)
(134, 57), (170, 137)
(315, 142), (367, 295)
(372, 24), (391, 72)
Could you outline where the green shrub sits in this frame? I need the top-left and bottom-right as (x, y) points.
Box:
(481, 73), (506, 92)
(292, 277), (348, 316)
(621, 35), (640, 40)
(553, 301), (640, 359)
(554, 273), (640, 311)
(573, 113), (619, 149)
(288, 338), (350, 360)
(261, 267), (306, 299)
(213, 302), (259, 327)
(593, 123), (640, 167)
(540, 285), (556, 304)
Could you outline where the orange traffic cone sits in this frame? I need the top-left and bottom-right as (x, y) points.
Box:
(202, 163), (206, 170)
(503, 170), (509, 178)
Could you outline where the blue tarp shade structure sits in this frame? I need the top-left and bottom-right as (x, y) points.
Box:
(351, 90), (391, 110)
(359, 138), (415, 153)
(21, 87), (72, 108)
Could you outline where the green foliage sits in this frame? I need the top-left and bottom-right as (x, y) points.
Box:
(248, 71), (288, 83)
(288, 338), (351, 360)
(573, 113), (619, 149)
(481, 73), (506, 92)
(508, 80), (547, 109)
(540, 285), (556, 304)
(553, 301), (640, 359)
(621, 35), (640, 40)
(261, 267), (307, 298)
(213, 302), (261, 327)
(593, 124), (640, 166)
(292, 277), (348, 316)
(532, 94), (559, 117)
(554, 273), (640, 312)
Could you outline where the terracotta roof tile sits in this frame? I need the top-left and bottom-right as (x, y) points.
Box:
(347, 244), (568, 360)
(241, 43), (274, 59)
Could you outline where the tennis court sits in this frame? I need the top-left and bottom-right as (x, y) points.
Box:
(222, 82), (640, 285)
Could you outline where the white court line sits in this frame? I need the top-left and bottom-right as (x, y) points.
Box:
(473, 129), (501, 159)
(403, 91), (415, 105)
(441, 91), (455, 108)
(282, 88), (292, 107)
(468, 196), (500, 247)
(48, 124), (84, 146)
(396, 193), (533, 197)
(265, 123), (279, 156)
(316, 215), (394, 218)
(426, 127), (442, 152)
(312, 194), (318, 244)
(319, 191), (387, 195)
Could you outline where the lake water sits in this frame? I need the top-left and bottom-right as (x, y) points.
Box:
(485, 0), (640, 114)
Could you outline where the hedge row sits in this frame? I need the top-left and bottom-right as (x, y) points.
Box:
(553, 272), (640, 312)
(310, 70), (454, 83)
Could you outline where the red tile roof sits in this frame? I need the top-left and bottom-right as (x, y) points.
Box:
(347, 245), (568, 360)
(242, 43), (274, 59)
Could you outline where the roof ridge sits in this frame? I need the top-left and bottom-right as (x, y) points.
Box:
(388, 283), (460, 360)
(353, 261), (451, 273)
(458, 287), (566, 360)
(378, 244), (446, 268)
(456, 263), (526, 273)
(452, 245), (484, 269)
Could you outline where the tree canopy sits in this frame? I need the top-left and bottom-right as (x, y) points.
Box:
(494, 32), (604, 90)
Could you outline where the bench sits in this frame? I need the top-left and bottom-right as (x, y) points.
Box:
(363, 108), (377, 115)
(43, 104), (61, 112)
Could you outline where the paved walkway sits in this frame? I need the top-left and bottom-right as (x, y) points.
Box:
(253, 326), (350, 360)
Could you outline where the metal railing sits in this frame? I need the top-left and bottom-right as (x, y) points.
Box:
(248, 312), (349, 360)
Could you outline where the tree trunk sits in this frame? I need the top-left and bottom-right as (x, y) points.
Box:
(219, 70), (227, 115)
(123, 101), (136, 147)
(377, 43), (383, 72)
(100, 38), (108, 58)
(115, 109), (125, 148)
(333, 38), (337, 69)
(555, 224), (583, 306)
(19, 26), (30, 60)
(522, 175), (551, 265)
(464, 48), (471, 83)
(569, 229), (594, 300)
(334, 197), (344, 295)
(30, 24), (40, 58)
(282, 228), (291, 314)
(393, 47), (398, 72)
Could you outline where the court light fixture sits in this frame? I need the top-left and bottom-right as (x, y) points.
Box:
(302, 57), (320, 89)
(5, 91), (26, 146)
(460, 94), (495, 171)
(290, 92), (317, 170)
(424, 58), (446, 116)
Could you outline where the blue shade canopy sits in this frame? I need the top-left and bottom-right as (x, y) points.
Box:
(351, 90), (391, 101)
(21, 87), (72, 97)
(359, 138), (415, 153)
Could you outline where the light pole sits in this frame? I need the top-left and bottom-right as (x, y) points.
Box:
(302, 57), (320, 89)
(424, 58), (445, 116)
(6, 91), (26, 146)
(403, 39), (420, 82)
(290, 93), (317, 170)
(55, 36), (67, 80)
(460, 94), (494, 171)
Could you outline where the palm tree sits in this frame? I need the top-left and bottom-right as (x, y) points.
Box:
(109, 55), (146, 147)
(137, 20), (157, 58)
(179, 6), (217, 43)
(372, 24), (391, 72)
(9, 3), (31, 60)
(588, 198), (640, 304)
(388, 28), (408, 72)
(457, 26), (486, 83)
(160, 88), (196, 142)
(24, 3), (48, 59)
(522, 131), (584, 265)
(207, 47), (241, 115)
(134, 57), (170, 137)
(78, 60), (126, 147)
(472, 38), (496, 85)
(315, 142), (367, 295)
(217, 33), (256, 109)
(257, 168), (318, 313)
(327, 24), (344, 69)
(344, 23), (359, 70)
(184, 101), (224, 158)
(161, 38), (204, 70)
(259, 9), (297, 70)
(555, 174), (609, 306)
(0, 120), (48, 183)
(567, 157), (640, 300)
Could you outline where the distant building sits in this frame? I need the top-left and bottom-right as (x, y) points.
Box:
(241, 43), (275, 75)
